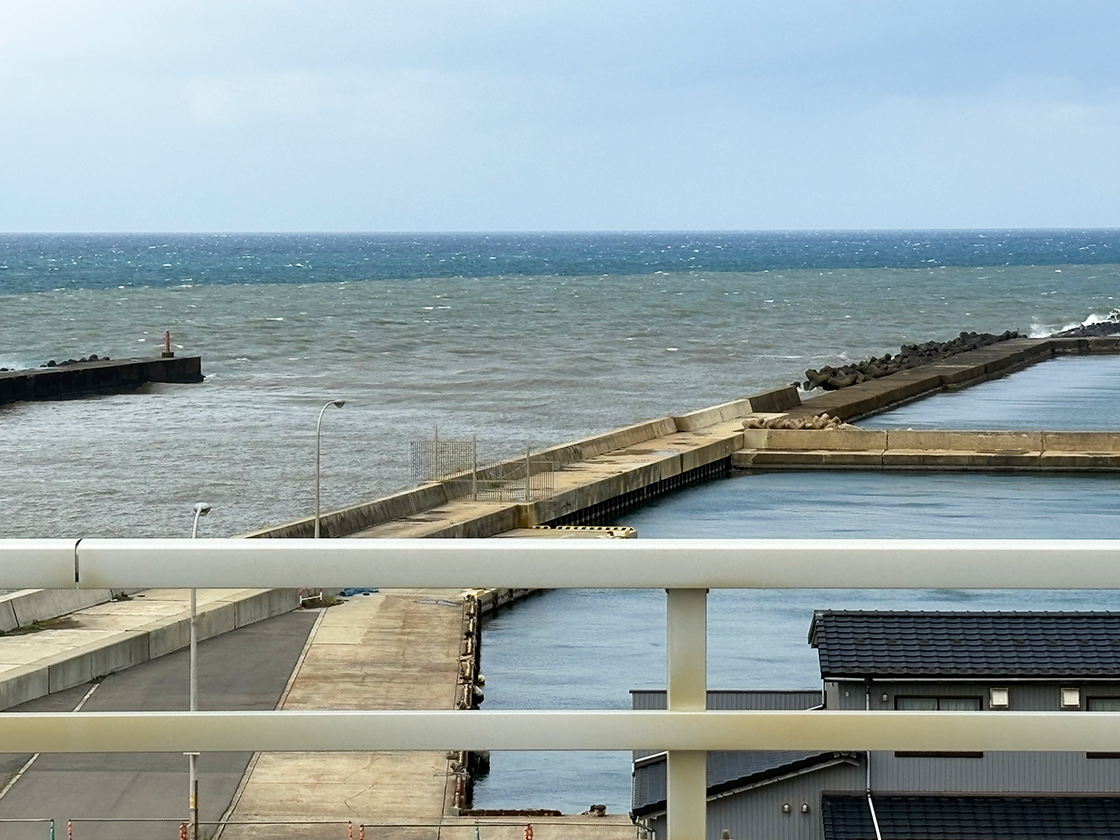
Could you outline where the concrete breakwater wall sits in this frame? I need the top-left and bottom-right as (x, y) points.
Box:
(803, 329), (1023, 391)
(735, 428), (1120, 470)
(0, 355), (203, 406)
(242, 386), (800, 540)
(244, 336), (1120, 542)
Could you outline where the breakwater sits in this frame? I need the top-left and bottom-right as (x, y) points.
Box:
(0, 355), (203, 406)
(241, 335), (1119, 543)
(802, 329), (1022, 391)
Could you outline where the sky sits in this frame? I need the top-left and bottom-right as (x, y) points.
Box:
(1, 1), (1118, 232)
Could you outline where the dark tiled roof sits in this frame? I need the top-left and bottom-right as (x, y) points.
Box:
(632, 751), (854, 817)
(809, 611), (1120, 679)
(823, 794), (1120, 840)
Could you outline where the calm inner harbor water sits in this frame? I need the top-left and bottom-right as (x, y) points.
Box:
(474, 361), (1120, 814)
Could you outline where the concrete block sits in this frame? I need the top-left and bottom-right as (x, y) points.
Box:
(1049, 338), (1089, 355)
(0, 600), (18, 633)
(877, 370), (945, 402)
(196, 602), (238, 640)
(887, 430), (1043, 452)
(1043, 432), (1120, 453)
(746, 450), (883, 467)
(0, 664), (50, 711)
(764, 429), (887, 452)
(730, 450), (758, 468)
(882, 450), (1041, 468)
(739, 429), (770, 450)
(934, 363), (989, 388)
(745, 385), (801, 413)
(234, 589), (300, 627)
(145, 617), (190, 659)
(431, 507), (521, 536)
(1040, 453), (1120, 469)
(674, 399), (752, 432)
(46, 632), (150, 693)
(984, 340), (1052, 375)
(1088, 337), (1120, 353)
(9, 589), (114, 627)
(679, 436), (742, 472)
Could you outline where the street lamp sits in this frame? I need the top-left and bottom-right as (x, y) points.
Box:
(315, 399), (346, 539)
(187, 502), (210, 840)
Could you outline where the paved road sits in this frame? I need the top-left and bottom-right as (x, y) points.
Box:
(0, 610), (317, 840)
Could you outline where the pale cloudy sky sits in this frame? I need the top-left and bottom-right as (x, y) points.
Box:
(1, 1), (1117, 232)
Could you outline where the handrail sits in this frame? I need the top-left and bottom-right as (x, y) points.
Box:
(4, 538), (1120, 589)
(3, 538), (1118, 840)
(1, 709), (1119, 753)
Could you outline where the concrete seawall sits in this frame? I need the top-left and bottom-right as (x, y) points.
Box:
(734, 429), (1120, 470)
(0, 355), (203, 406)
(244, 336), (1118, 541)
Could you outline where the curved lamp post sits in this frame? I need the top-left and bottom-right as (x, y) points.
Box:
(188, 502), (210, 840)
(315, 400), (346, 539)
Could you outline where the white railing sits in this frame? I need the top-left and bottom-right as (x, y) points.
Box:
(4, 538), (1120, 840)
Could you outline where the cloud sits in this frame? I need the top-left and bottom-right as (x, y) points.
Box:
(2, 0), (1119, 230)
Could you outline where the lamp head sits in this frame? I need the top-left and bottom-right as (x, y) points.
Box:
(332, 400), (346, 408)
(193, 503), (212, 517)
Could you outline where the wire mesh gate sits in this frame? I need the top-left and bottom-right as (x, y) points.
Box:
(409, 437), (555, 501)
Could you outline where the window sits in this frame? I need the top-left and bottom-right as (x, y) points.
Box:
(896, 696), (982, 711)
(1087, 697), (1120, 711)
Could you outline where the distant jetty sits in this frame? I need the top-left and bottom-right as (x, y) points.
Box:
(0, 356), (203, 406)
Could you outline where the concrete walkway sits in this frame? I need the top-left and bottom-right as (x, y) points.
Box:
(219, 589), (464, 839)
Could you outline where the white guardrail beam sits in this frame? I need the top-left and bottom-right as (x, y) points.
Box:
(3, 711), (1120, 754)
(2, 538), (1119, 589)
(5, 537), (1120, 840)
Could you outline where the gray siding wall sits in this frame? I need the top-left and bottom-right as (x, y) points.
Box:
(631, 690), (823, 711)
(826, 680), (1120, 711)
(872, 750), (1120, 793)
(644, 762), (864, 840)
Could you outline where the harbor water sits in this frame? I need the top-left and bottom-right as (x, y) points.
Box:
(2, 231), (1120, 812)
(474, 356), (1120, 813)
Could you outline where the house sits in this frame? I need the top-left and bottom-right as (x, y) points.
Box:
(632, 611), (1120, 840)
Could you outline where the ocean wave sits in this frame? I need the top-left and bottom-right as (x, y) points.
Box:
(1031, 307), (1120, 337)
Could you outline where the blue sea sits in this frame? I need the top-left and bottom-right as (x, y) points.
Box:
(2, 230), (1118, 540)
(2, 230), (1120, 813)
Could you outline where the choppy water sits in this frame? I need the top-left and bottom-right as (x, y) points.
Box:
(3, 231), (1120, 813)
(2, 231), (1118, 539)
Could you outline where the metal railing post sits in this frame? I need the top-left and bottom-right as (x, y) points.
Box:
(666, 588), (707, 840)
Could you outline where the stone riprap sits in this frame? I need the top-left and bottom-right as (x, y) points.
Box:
(1053, 312), (1120, 338)
(803, 330), (1022, 391)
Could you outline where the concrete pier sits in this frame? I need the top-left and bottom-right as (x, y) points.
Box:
(245, 337), (1120, 542)
(734, 429), (1120, 470)
(2, 332), (1118, 831)
(0, 356), (203, 406)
